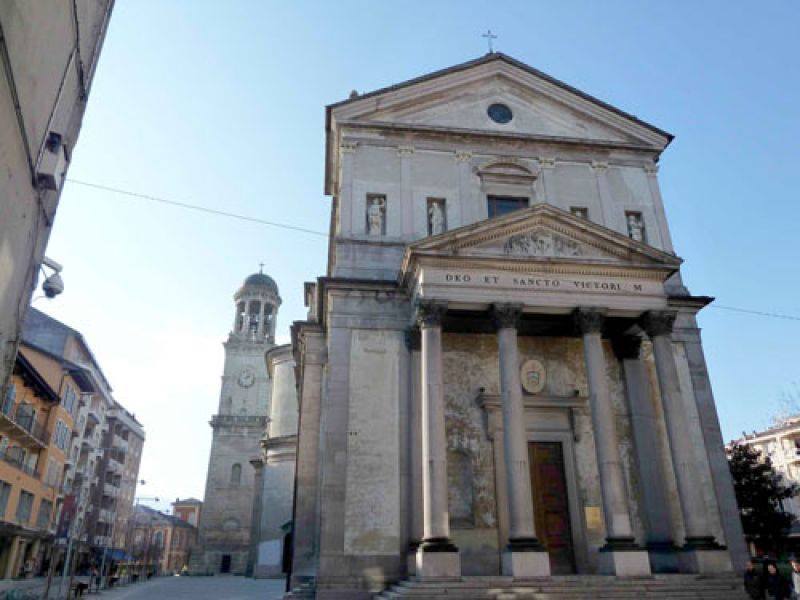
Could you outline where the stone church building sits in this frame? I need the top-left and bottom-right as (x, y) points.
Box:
(287, 53), (747, 598)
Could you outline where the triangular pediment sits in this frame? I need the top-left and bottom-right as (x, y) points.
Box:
(404, 203), (682, 272)
(329, 53), (671, 149)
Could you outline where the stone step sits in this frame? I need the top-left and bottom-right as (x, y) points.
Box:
(374, 575), (748, 600)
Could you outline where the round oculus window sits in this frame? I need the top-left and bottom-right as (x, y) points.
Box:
(487, 103), (513, 124)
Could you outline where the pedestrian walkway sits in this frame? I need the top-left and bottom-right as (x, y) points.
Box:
(94, 575), (285, 600)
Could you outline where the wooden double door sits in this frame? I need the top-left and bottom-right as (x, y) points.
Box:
(528, 441), (576, 574)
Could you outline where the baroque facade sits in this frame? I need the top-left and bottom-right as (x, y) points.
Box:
(192, 272), (279, 575)
(288, 53), (747, 598)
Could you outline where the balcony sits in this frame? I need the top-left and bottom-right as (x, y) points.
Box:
(0, 447), (39, 477)
(0, 404), (49, 449)
(103, 482), (119, 498)
(86, 407), (101, 424)
(112, 431), (128, 449)
(93, 535), (111, 547)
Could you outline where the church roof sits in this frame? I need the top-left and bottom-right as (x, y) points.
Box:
(328, 52), (672, 142)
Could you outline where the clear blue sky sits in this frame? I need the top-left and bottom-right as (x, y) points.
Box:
(41, 1), (799, 510)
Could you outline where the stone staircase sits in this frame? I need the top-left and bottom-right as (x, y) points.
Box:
(373, 574), (748, 599)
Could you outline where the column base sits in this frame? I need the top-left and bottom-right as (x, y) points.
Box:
(646, 541), (680, 573)
(598, 539), (651, 576)
(406, 541), (421, 575)
(679, 538), (731, 573)
(416, 539), (460, 579)
(502, 550), (550, 577)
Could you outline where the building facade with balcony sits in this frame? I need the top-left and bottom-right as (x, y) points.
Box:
(0, 351), (67, 579)
(732, 417), (800, 518)
(20, 308), (144, 571)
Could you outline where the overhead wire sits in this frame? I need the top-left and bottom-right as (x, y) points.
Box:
(66, 178), (329, 238)
(66, 178), (799, 323)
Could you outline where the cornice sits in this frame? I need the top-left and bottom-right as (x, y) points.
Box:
(337, 120), (659, 154)
(411, 254), (675, 281)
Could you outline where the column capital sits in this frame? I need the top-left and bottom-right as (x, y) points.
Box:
(405, 327), (421, 351)
(640, 310), (677, 337)
(491, 303), (523, 330)
(611, 335), (642, 360)
(573, 307), (606, 334)
(415, 300), (447, 328)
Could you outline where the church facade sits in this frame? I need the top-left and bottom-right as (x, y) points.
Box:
(191, 272), (280, 575)
(288, 53), (747, 598)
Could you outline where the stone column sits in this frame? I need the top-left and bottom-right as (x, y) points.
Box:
(612, 335), (678, 573)
(574, 308), (650, 576)
(405, 328), (424, 574)
(640, 311), (729, 573)
(415, 301), (460, 578)
(491, 304), (550, 577)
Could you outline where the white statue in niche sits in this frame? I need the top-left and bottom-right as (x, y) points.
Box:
(428, 200), (446, 236)
(366, 196), (385, 236)
(627, 213), (645, 242)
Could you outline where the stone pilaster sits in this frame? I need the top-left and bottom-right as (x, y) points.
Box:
(575, 308), (650, 576)
(414, 301), (460, 578)
(491, 304), (550, 577)
(640, 311), (729, 574)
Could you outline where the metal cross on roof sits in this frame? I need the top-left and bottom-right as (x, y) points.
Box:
(259, 262), (264, 273)
(482, 29), (497, 53)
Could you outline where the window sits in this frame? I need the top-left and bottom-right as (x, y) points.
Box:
(16, 491), (34, 524)
(570, 206), (589, 219)
(0, 480), (11, 518)
(53, 420), (69, 451)
(2, 384), (15, 415)
(487, 103), (513, 124)
(154, 531), (164, 548)
(63, 386), (77, 415)
(625, 211), (646, 243)
(230, 463), (242, 486)
(487, 195), (528, 219)
(427, 198), (447, 236)
(36, 499), (53, 530)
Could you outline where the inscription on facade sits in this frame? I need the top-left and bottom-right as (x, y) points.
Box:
(441, 272), (645, 293)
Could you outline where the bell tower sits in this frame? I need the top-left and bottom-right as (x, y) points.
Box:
(192, 268), (280, 575)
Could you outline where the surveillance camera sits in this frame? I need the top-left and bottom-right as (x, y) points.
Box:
(42, 273), (64, 298)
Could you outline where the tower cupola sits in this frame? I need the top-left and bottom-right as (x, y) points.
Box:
(232, 265), (281, 343)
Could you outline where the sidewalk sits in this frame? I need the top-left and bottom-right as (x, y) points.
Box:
(0, 575), (98, 599)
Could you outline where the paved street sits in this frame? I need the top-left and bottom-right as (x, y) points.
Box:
(96, 576), (286, 599)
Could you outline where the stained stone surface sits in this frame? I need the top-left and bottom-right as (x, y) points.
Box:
(344, 330), (402, 555)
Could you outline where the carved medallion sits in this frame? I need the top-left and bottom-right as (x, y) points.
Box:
(520, 359), (546, 394)
(503, 231), (583, 257)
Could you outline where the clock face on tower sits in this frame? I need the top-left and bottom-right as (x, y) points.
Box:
(237, 367), (255, 388)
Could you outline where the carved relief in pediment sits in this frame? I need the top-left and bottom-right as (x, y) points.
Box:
(503, 230), (583, 257)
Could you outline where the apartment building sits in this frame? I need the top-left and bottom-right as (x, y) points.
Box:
(0, 352), (65, 578)
(20, 308), (144, 570)
(130, 505), (197, 575)
(732, 416), (800, 517)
